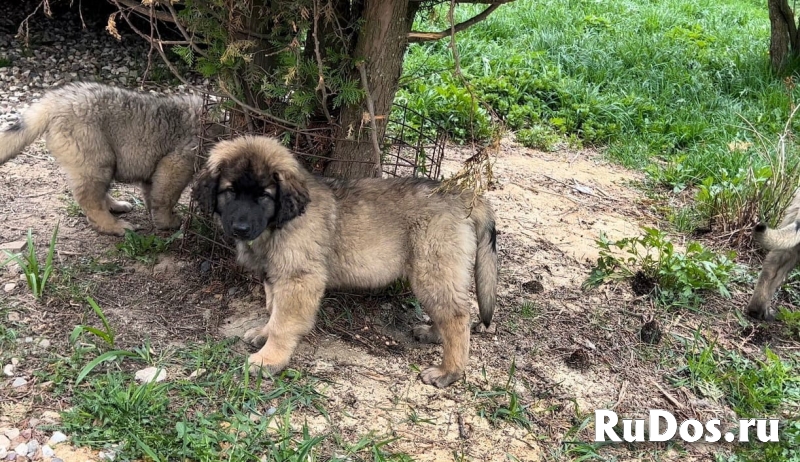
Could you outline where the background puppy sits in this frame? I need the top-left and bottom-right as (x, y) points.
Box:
(194, 135), (498, 388)
(747, 190), (800, 320)
(0, 82), (205, 235)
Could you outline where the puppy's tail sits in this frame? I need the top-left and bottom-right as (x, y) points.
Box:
(0, 102), (50, 166)
(754, 220), (800, 250)
(472, 200), (498, 328)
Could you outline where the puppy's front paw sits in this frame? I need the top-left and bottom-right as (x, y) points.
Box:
(746, 304), (776, 322)
(154, 213), (183, 230)
(102, 219), (136, 236)
(247, 352), (285, 378)
(419, 366), (463, 388)
(243, 326), (268, 347)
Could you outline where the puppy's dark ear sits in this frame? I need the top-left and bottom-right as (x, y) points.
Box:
(193, 168), (219, 214)
(274, 172), (310, 228)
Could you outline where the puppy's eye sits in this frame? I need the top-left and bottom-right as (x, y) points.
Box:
(259, 191), (274, 200)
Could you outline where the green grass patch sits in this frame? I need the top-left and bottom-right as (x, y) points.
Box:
(672, 333), (800, 460)
(400, 0), (800, 230)
(1, 224), (59, 299)
(116, 229), (182, 264)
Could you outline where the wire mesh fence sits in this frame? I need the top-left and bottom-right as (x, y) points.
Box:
(178, 91), (450, 277)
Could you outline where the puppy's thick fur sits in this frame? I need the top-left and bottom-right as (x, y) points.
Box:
(747, 190), (800, 320)
(194, 136), (498, 388)
(0, 82), (204, 235)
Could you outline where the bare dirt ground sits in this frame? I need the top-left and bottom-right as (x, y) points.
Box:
(2, 130), (773, 461)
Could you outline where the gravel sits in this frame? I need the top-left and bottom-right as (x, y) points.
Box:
(0, 1), (208, 130)
(0, 3), (201, 461)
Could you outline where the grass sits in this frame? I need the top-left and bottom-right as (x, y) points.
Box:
(671, 331), (800, 459)
(8, 296), (412, 461)
(400, 0), (800, 233)
(116, 229), (182, 264)
(1, 224), (59, 299)
(472, 360), (533, 430)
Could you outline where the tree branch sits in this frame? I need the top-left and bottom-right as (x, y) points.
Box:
(164, 0), (208, 57)
(408, 4), (502, 43)
(356, 62), (383, 177)
(312, 0), (333, 124)
(115, 0), (175, 23)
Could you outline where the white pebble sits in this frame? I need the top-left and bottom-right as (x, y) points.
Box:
(134, 367), (167, 383)
(48, 431), (68, 446)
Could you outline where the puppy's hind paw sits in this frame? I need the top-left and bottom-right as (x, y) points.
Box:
(412, 324), (442, 344)
(109, 200), (134, 214)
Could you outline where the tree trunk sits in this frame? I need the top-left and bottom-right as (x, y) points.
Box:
(324, 0), (418, 178)
(768, 0), (799, 72)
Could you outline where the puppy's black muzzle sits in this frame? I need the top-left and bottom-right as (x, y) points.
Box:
(232, 221), (251, 238)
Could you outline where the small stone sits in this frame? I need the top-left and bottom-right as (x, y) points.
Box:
(36, 339), (50, 349)
(3, 283), (15, 293)
(26, 419), (38, 429)
(41, 445), (54, 458)
(52, 458), (64, 462)
(187, 368), (206, 379)
(25, 440), (38, 455)
(0, 241), (26, 253)
(23, 337), (32, 344)
(0, 449), (6, 459)
(47, 431), (67, 446)
(0, 435), (9, 451)
(4, 429), (19, 440)
(7, 312), (19, 322)
(11, 377), (27, 388)
(134, 367), (166, 383)
(2, 365), (13, 377)
(10, 358), (18, 366)
(13, 444), (27, 456)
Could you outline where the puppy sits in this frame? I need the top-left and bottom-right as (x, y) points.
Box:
(193, 135), (498, 387)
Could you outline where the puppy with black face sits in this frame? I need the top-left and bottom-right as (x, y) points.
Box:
(193, 135), (498, 388)
(214, 171), (276, 241)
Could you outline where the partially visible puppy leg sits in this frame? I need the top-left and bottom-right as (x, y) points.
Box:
(140, 181), (153, 213)
(148, 154), (195, 229)
(242, 281), (275, 347)
(105, 193), (133, 213)
(67, 170), (133, 236)
(410, 226), (474, 388)
(247, 277), (324, 376)
(746, 248), (800, 321)
(415, 290), (471, 388)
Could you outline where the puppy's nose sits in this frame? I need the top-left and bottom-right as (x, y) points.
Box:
(232, 222), (250, 236)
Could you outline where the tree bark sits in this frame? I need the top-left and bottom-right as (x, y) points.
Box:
(324, 0), (419, 178)
(768, 0), (799, 72)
